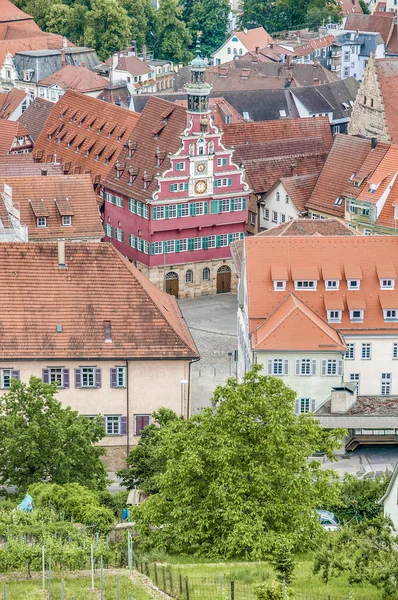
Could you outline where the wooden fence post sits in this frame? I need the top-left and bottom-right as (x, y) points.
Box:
(185, 575), (189, 600)
(231, 580), (235, 600)
(154, 563), (159, 587)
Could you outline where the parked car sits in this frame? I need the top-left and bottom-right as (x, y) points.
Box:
(317, 509), (340, 531)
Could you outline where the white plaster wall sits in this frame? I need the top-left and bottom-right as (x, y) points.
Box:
(212, 38), (247, 65)
(343, 336), (398, 396)
(260, 182), (300, 230)
(384, 484), (398, 531)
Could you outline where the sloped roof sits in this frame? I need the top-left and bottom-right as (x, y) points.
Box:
(235, 27), (274, 51)
(245, 235), (398, 340)
(174, 96), (244, 127)
(0, 174), (103, 240)
(115, 54), (152, 76)
(340, 0), (363, 16)
(0, 21), (43, 40)
(103, 96), (186, 202)
(0, 33), (73, 68)
(0, 0), (35, 24)
(345, 13), (394, 44)
(223, 116), (333, 148)
(0, 120), (31, 154)
(278, 174), (319, 212)
(17, 97), (53, 142)
(251, 293), (347, 352)
(34, 90), (139, 182)
(386, 25), (398, 55)
(0, 242), (198, 360)
(375, 58), (398, 144)
(0, 161), (62, 177)
(307, 135), (390, 217)
(38, 65), (108, 92)
(0, 87), (27, 119)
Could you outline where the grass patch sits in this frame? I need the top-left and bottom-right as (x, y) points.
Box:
(151, 556), (382, 600)
(0, 572), (153, 600)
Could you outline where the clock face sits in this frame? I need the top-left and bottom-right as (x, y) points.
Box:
(196, 162), (206, 173)
(195, 180), (207, 194)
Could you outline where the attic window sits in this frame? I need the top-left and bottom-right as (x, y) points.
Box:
(104, 320), (112, 343)
(349, 173), (355, 181)
(369, 183), (378, 193)
(279, 110), (287, 117)
(334, 196), (344, 206)
(127, 141), (138, 158)
(274, 280), (286, 291)
(115, 161), (124, 179)
(342, 102), (350, 110)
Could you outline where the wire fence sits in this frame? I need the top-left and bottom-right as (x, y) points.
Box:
(135, 562), (346, 600)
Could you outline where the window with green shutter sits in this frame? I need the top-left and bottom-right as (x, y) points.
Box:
(228, 234), (233, 244)
(210, 200), (219, 214)
(228, 178), (232, 186)
(152, 207), (157, 220)
(175, 240), (180, 252)
(214, 180), (219, 188)
(202, 236), (208, 249)
(188, 238), (194, 251)
(204, 202), (208, 214)
(177, 204), (182, 217)
(242, 197), (247, 210)
(216, 235), (221, 248)
(184, 183), (189, 191)
(230, 198), (235, 212)
(165, 206), (169, 219)
(190, 203), (196, 216)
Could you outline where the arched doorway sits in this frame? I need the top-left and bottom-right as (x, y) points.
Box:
(217, 265), (231, 294)
(165, 271), (179, 297)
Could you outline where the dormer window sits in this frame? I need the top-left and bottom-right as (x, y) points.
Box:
(381, 279), (395, 289)
(350, 309), (364, 322)
(62, 215), (72, 226)
(37, 217), (46, 228)
(294, 280), (316, 290)
(334, 196), (344, 206)
(384, 309), (398, 321)
(274, 280), (286, 291)
(369, 183), (378, 193)
(328, 310), (342, 323)
(325, 280), (339, 290)
(348, 279), (360, 290)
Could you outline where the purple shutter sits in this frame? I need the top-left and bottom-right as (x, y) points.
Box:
(74, 369), (81, 388)
(135, 415), (143, 435)
(120, 416), (127, 435)
(42, 369), (50, 384)
(267, 359), (272, 375)
(142, 415), (150, 431)
(95, 368), (102, 388)
(62, 368), (70, 388)
(11, 370), (20, 381)
(110, 368), (117, 388)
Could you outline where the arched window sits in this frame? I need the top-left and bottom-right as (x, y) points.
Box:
(276, 192), (280, 201)
(186, 269), (193, 283)
(203, 267), (210, 281)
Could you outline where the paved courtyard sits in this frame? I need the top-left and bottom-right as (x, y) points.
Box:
(178, 293), (238, 413)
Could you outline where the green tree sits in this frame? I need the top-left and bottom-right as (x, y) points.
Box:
(306, 2), (342, 29)
(84, 0), (131, 61)
(314, 516), (398, 599)
(0, 377), (107, 490)
(155, 0), (192, 63)
(134, 366), (344, 559)
(240, 0), (280, 33)
(325, 472), (390, 524)
(46, 3), (73, 37)
(117, 408), (180, 494)
(24, 0), (61, 31)
(359, 0), (370, 12)
(120, 0), (155, 53)
(189, 0), (230, 58)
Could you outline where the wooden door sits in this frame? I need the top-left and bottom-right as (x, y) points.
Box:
(165, 276), (179, 297)
(217, 269), (231, 293)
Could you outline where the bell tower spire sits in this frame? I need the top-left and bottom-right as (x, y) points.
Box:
(184, 33), (211, 116)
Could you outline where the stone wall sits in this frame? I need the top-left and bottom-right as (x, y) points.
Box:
(101, 445), (128, 471)
(348, 55), (391, 143)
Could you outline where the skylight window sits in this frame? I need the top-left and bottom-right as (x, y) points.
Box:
(350, 309), (364, 322)
(294, 280), (316, 290)
(347, 279), (360, 290)
(334, 197), (344, 206)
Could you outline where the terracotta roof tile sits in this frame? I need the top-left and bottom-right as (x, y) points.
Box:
(345, 13), (394, 44)
(339, 0), (363, 15)
(374, 59), (398, 144)
(0, 21), (43, 39)
(235, 27), (274, 50)
(245, 236), (398, 342)
(115, 54), (152, 77)
(307, 135), (390, 217)
(386, 25), (398, 55)
(34, 90), (139, 183)
(0, 0), (35, 24)
(0, 120), (32, 155)
(103, 96), (186, 201)
(0, 242), (198, 360)
(0, 88), (27, 119)
(0, 174), (103, 240)
(0, 33), (73, 68)
(278, 174), (319, 212)
(38, 65), (108, 93)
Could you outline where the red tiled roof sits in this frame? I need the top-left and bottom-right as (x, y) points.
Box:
(245, 236), (398, 344)
(386, 25), (398, 55)
(174, 96), (244, 128)
(0, 87), (27, 119)
(115, 54), (152, 77)
(251, 293), (346, 352)
(340, 0), (363, 16)
(234, 27), (274, 51)
(375, 58), (398, 144)
(345, 13), (394, 44)
(0, 242), (198, 360)
(223, 117), (333, 149)
(307, 135), (390, 217)
(0, 161), (62, 177)
(0, 34), (73, 69)
(0, 0), (35, 24)
(103, 96), (186, 202)
(0, 21), (43, 39)
(34, 90), (139, 183)
(293, 35), (336, 57)
(17, 97), (53, 142)
(278, 174), (319, 212)
(38, 65), (108, 93)
(0, 120), (32, 155)
(0, 174), (103, 241)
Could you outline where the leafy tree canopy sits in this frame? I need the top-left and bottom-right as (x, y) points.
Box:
(84, 0), (132, 61)
(241, 0), (341, 33)
(0, 377), (107, 491)
(314, 516), (398, 599)
(117, 407), (180, 494)
(154, 0), (192, 63)
(134, 366), (345, 559)
(188, 0), (230, 59)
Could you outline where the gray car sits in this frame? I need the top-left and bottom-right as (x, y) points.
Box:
(317, 509), (340, 531)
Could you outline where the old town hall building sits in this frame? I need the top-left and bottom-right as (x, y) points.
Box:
(102, 41), (249, 298)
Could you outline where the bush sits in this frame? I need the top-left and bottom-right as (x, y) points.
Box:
(255, 581), (293, 600)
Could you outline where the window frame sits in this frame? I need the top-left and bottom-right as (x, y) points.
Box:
(0, 368), (12, 389)
(81, 366), (96, 388)
(105, 415), (121, 435)
(327, 310), (342, 322)
(345, 343), (355, 360)
(361, 343), (371, 360)
(380, 279), (395, 289)
(350, 309), (364, 322)
(274, 280), (286, 291)
(381, 373), (392, 396)
(325, 280), (339, 290)
(347, 279), (360, 290)
(294, 280), (317, 291)
(37, 216), (47, 228)
(62, 215), (72, 227)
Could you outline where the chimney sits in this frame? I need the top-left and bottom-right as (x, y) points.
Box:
(255, 46), (259, 53)
(81, 61), (86, 68)
(269, 43), (273, 49)
(330, 384), (357, 413)
(142, 45), (147, 60)
(41, 168), (47, 176)
(286, 54), (291, 68)
(104, 320), (112, 343)
(58, 240), (66, 268)
(131, 40), (136, 56)
(62, 36), (68, 49)
(291, 163), (297, 176)
(61, 49), (66, 67)
(371, 136), (378, 149)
